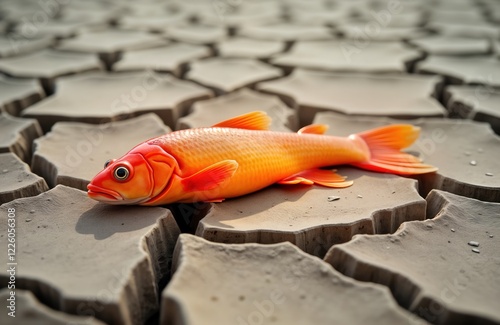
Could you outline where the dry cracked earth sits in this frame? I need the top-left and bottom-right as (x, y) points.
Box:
(0, 0), (500, 324)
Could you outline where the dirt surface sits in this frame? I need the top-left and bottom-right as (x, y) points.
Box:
(1, 1), (499, 325)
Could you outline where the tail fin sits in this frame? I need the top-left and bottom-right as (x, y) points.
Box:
(351, 124), (438, 175)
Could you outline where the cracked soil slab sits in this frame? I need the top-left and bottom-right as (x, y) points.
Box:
(239, 23), (334, 41)
(161, 234), (427, 325)
(0, 76), (44, 116)
(177, 88), (295, 131)
(0, 185), (180, 325)
(271, 41), (422, 73)
(0, 113), (42, 163)
(325, 190), (500, 325)
(409, 36), (491, 56)
(165, 24), (227, 45)
(258, 69), (445, 125)
(0, 35), (52, 57)
(0, 49), (102, 94)
(0, 288), (106, 325)
(187, 58), (282, 94)
(113, 42), (211, 76)
(445, 85), (500, 135)
(217, 37), (285, 59)
(0, 152), (48, 204)
(32, 114), (171, 190)
(416, 55), (500, 86)
(196, 167), (426, 257)
(22, 71), (212, 131)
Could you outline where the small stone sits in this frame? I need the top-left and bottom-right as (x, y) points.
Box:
(485, 173), (493, 176)
(468, 241), (479, 247)
(426, 224), (433, 229)
(470, 160), (477, 166)
(327, 196), (340, 202)
(357, 195), (363, 198)
(465, 151), (471, 156)
(25, 219), (32, 222)
(451, 228), (456, 232)
(2, 169), (8, 173)
(30, 210), (35, 214)
(472, 248), (480, 254)
(489, 235), (494, 238)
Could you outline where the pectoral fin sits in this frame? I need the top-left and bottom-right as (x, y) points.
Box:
(278, 169), (353, 188)
(182, 160), (238, 192)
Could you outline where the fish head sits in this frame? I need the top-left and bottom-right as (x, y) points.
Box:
(87, 144), (177, 205)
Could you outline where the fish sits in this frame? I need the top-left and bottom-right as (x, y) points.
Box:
(87, 111), (437, 205)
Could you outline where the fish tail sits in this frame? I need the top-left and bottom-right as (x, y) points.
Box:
(350, 124), (438, 175)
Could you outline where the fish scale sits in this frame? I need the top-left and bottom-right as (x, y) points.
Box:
(150, 127), (365, 198)
(87, 111), (437, 205)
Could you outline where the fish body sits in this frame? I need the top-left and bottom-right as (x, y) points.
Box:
(87, 112), (437, 205)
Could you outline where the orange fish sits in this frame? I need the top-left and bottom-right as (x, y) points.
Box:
(87, 111), (436, 205)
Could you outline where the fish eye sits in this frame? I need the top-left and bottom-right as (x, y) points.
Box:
(104, 159), (114, 168)
(113, 166), (130, 181)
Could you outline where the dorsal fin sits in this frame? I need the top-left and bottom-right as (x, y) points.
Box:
(298, 124), (329, 135)
(212, 111), (271, 130)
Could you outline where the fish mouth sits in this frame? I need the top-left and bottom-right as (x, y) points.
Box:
(87, 184), (123, 202)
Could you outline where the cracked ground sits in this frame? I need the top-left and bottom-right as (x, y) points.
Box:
(0, 0), (499, 325)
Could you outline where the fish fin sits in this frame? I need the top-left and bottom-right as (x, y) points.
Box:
(212, 111), (270, 130)
(182, 160), (238, 192)
(278, 169), (353, 188)
(298, 124), (328, 135)
(351, 124), (438, 175)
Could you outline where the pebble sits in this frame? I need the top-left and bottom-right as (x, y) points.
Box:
(25, 219), (32, 222)
(464, 151), (471, 156)
(472, 248), (480, 254)
(489, 235), (494, 238)
(2, 169), (8, 173)
(327, 196), (340, 202)
(357, 195), (363, 198)
(468, 241), (479, 247)
(485, 172), (493, 176)
(451, 228), (455, 232)
(469, 160), (477, 166)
